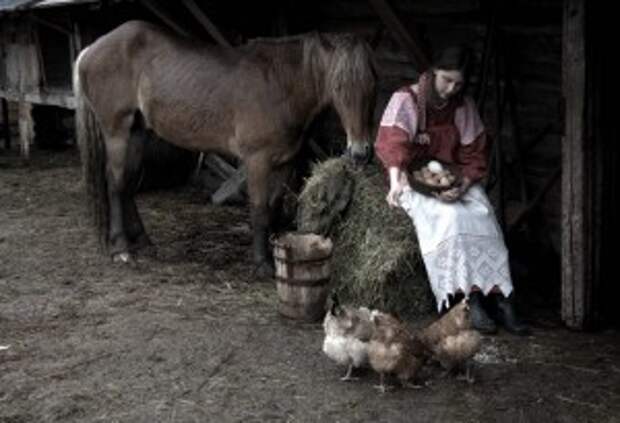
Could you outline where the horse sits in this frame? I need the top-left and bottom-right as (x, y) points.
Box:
(74, 20), (376, 276)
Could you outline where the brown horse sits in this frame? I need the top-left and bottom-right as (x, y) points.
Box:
(74, 20), (376, 276)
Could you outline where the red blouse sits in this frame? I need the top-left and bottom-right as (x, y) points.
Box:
(375, 86), (488, 183)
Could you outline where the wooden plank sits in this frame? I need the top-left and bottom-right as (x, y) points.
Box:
(561, 0), (588, 329)
(0, 89), (75, 109)
(202, 153), (236, 180)
(181, 0), (232, 48)
(367, 0), (430, 71)
(211, 166), (247, 205)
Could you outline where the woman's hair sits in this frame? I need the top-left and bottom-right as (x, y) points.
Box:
(431, 45), (474, 78)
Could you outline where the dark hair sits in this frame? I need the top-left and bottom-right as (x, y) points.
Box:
(431, 45), (473, 78)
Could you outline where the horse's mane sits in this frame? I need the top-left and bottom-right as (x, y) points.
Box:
(241, 32), (376, 100)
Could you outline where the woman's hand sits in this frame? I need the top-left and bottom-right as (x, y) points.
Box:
(434, 176), (472, 203)
(386, 167), (410, 208)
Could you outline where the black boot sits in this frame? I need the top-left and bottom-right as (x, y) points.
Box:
(467, 291), (497, 334)
(494, 294), (531, 336)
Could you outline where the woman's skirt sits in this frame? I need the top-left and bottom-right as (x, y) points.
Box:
(398, 185), (513, 311)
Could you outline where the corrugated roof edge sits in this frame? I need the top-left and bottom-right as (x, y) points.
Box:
(32, 0), (100, 9)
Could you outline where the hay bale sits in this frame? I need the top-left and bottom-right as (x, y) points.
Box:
(297, 157), (435, 317)
(296, 158), (354, 234)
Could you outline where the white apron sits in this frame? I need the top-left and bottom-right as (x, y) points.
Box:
(398, 185), (513, 311)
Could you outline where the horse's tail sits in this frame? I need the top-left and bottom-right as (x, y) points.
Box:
(74, 47), (109, 251)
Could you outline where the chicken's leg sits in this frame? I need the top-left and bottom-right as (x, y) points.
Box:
(455, 361), (476, 384)
(340, 364), (358, 382)
(374, 373), (390, 393)
(464, 360), (475, 384)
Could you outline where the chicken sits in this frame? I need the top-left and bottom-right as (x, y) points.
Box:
(368, 311), (429, 392)
(322, 294), (375, 381)
(418, 299), (482, 383)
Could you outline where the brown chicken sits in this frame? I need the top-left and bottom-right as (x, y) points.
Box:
(418, 299), (482, 383)
(367, 311), (429, 392)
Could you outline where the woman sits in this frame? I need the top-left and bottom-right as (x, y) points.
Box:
(375, 46), (529, 335)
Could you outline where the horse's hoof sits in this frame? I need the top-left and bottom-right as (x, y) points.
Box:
(112, 252), (136, 267)
(254, 262), (275, 279)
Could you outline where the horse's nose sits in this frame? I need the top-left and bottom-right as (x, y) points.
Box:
(346, 143), (371, 165)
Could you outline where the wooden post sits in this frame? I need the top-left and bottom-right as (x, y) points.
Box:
(2, 98), (10, 150)
(562, 0), (590, 329)
(476, 2), (497, 110)
(18, 101), (34, 159)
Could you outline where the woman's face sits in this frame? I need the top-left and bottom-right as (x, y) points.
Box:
(433, 69), (465, 100)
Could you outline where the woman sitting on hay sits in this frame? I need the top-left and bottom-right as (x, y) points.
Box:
(375, 45), (529, 336)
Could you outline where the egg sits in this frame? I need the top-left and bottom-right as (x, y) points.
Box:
(427, 160), (444, 174)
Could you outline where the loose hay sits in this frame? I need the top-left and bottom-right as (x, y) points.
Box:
(297, 157), (435, 317)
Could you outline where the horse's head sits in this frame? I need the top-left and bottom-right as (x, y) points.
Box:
(318, 33), (377, 165)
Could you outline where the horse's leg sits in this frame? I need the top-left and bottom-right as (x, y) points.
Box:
(268, 163), (295, 233)
(124, 197), (151, 250)
(246, 156), (275, 277)
(123, 123), (151, 251)
(104, 117), (135, 263)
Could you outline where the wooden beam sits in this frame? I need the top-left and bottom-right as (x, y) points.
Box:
(308, 138), (329, 161)
(181, 0), (232, 48)
(139, 0), (191, 38)
(561, 0), (590, 329)
(29, 15), (72, 36)
(367, 0), (430, 71)
(0, 89), (75, 109)
(507, 166), (561, 233)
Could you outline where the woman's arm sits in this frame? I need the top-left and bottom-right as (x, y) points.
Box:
(375, 126), (416, 207)
(374, 90), (426, 206)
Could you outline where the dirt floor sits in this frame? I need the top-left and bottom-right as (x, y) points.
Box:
(1, 148), (619, 423)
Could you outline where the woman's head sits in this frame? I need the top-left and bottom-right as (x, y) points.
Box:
(430, 45), (473, 100)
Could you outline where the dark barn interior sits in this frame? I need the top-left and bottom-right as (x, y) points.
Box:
(2, 0), (616, 329)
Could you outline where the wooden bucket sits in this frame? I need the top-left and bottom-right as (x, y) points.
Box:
(271, 232), (333, 322)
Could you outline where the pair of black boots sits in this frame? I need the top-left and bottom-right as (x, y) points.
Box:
(467, 291), (530, 336)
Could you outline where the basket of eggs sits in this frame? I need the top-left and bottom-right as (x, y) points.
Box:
(410, 159), (461, 196)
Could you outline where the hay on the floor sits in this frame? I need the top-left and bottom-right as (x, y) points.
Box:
(297, 157), (435, 317)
